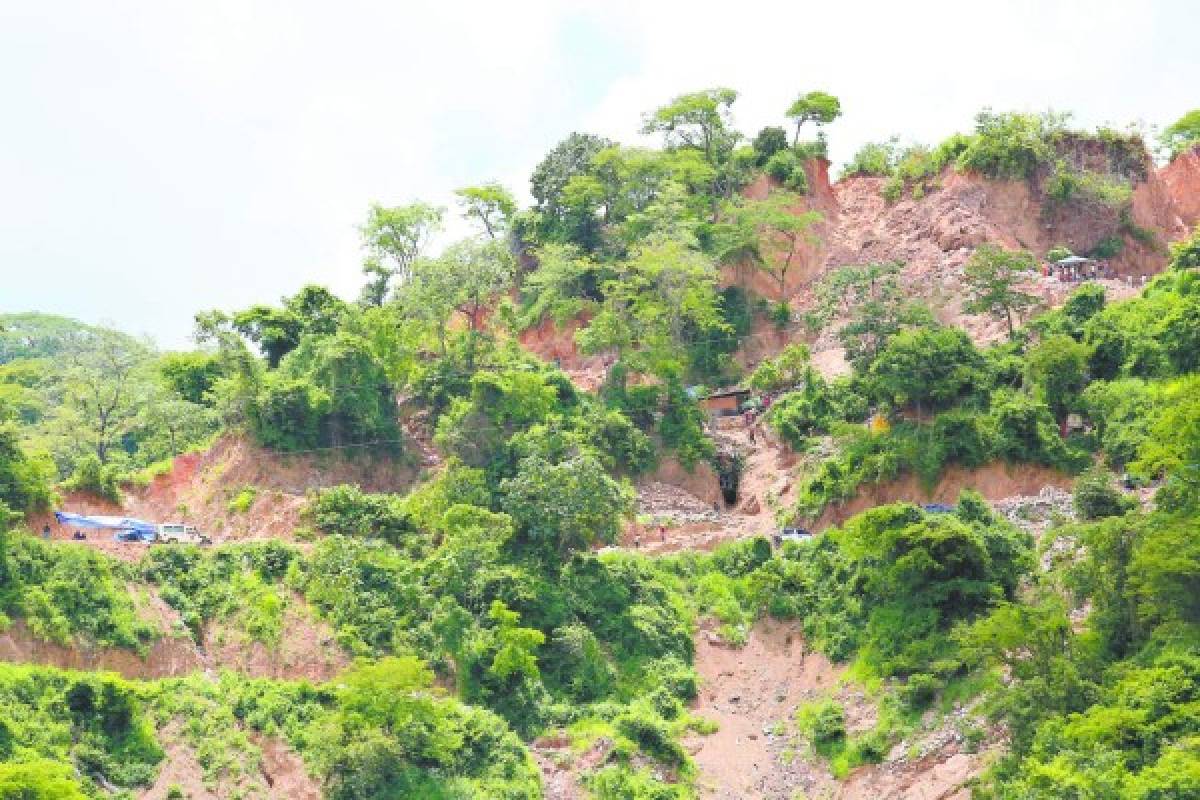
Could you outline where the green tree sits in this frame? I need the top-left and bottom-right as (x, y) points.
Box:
(454, 183), (516, 239)
(751, 126), (789, 164)
(1073, 468), (1135, 520)
(337, 657), (464, 762)
(0, 760), (88, 799)
(963, 244), (1041, 338)
(842, 139), (898, 178)
(786, 91), (842, 145)
(358, 202), (444, 305)
(157, 351), (223, 405)
(715, 190), (821, 299)
(228, 286), (349, 367)
(529, 132), (614, 234)
(641, 88), (741, 213)
(60, 330), (151, 464)
(869, 326), (985, 411)
(1025, 333), (1088, 423)
(131, 383), (215, 463)
(0, 424), (54, 512)
(519, 243), (608, 328)
(1161, 109), (1200, 159)
(488, 600), (546, 681)
(500, 454), (631, 557)
(272, 331), (398, 449)
(590, 145), (671, 229)
(577, 237), (727, 377)
(1133, 376), (1200, 508)
(1169, 224), (1200, 271)
(230, 306), (301, 368)
(748, 343), (811, 391)
(400, 238), (514, 363)
(814, 262), (931, 370)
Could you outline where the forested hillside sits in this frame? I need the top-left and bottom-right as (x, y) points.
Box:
(1, 92), (1199, 799)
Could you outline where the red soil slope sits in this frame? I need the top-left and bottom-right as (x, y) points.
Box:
(1161, 145), (1200, 228)
(29, 433), (418, 546)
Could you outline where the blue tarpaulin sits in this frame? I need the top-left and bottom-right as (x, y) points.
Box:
(54, 511), (157, 535)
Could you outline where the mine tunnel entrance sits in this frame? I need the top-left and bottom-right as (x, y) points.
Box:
(715, 452), (743, 506)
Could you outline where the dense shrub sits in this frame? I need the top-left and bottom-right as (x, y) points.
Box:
(785, 500), (1033, 676)
(4, 535), (154, 650)
(306, 484), (419, 547)
(63, 453), (121, 504)
(1073, 469), (1136, 520)
(764, 150), (809, 192)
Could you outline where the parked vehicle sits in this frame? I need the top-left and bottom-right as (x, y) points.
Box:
(156, 523), (210, 545)
(114, 529), (157, 543)
(774, 527), (813, 547)
(54, 511), (210, 545)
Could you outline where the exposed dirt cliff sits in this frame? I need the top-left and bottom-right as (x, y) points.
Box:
(720, 159), (842, 299)
(29, 433), (419, 547)
(1161, 145), (1200, 228)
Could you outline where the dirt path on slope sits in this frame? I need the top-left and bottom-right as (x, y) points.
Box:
(622, 421), (795, 556)
(686, 618), (842, 799)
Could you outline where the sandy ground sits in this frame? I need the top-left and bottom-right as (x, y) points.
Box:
(686, 618), (841, 799)
(138, 721), (320, 800)
(686, 618), (993, 799)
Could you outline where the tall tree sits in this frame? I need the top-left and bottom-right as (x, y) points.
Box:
(714, 190), (822, 299)
(641, 88), (739, 166)
(455, 183), (516, 239)
(786, 91), (842, 145)
(225, 286), (349, 368)
(399, 238), (514, 364)
(358, 202), (444, 305)
(870, 326), (986, 411)
(577, 236), (727, 377)
(1025, 334), (1089, 424)
(641, 88), (741, 214)
(530, 133), (613, 217)
(963, 244), (1041, 338)
(814, 262), (930, 370)
(60, 331), (150, 464)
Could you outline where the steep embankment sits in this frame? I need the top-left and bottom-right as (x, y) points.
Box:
(0, 591), (349, 682)
(727, 142), (1192, 368)
(685, 619), (992, 800)
(720, 160), (842, 299)
(31, 433), (418, 546)
(812, 460), (1074, 531)
(1162, 144), (1200, 227)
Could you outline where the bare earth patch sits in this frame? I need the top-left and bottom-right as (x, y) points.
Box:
(687, 618), (995, 799)
(138, 721), (317, 800)
(686, 618), (841, 798)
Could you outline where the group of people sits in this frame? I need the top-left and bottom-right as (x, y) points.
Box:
(1042, 260), (1112, 282)
(39, 523), (86, 540)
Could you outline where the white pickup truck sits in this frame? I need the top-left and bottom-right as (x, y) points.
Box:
(156, 523), (211, 545)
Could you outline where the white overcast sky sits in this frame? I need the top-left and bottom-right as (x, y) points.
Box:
(2, 0), (1196, 348)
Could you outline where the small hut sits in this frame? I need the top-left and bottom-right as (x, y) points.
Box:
(700, 387), (750, 416)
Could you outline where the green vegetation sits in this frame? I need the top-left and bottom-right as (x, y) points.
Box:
(963, 244), (1042, 338)
(2, 96), (1199, 799)
(1161, 109), (1200, 160)
(0, 315), (218, 492)
(841, 110), (1150, 257)
(1, 532), (155, 650)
